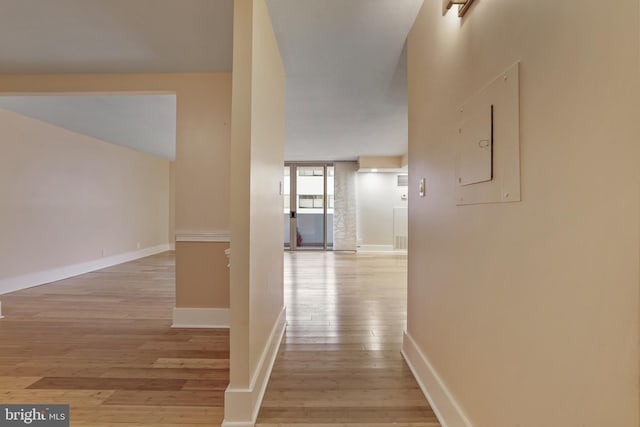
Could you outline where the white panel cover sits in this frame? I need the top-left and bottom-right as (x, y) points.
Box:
(455, 62), (520, 205)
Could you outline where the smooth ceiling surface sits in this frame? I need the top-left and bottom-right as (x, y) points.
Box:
(0, 95), (177, 160)
(266, 0), (422, 161)
(0, 0), (420, 161)
(0, 0), (233, 73)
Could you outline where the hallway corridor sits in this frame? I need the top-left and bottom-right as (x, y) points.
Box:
(256, 252), (439, 426)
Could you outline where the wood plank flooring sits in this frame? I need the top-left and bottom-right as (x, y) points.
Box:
(1, 251), (439, 426)
(256, 252), (440, 427)
(0, 252), (228, 426)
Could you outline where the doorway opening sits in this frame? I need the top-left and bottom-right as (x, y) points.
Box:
(284, 163), (334, 251)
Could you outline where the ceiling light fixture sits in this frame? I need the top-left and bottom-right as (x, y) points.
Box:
(444, 0), (475, 17)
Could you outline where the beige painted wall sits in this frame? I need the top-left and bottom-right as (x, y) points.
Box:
(169, 161), (176, 247)
(0, 108), (169, 279)
(175, 241), (229, 308)
(400, 153), (409, 168)
(407, 1), (639, 426)
(359, 155), (402, 170)
(247, 0), (286, 376)
(0, 73), (231, 309)
(229, 0), (254, 389)
(228, 0), (285, 406)
(0, 73), (231, 232)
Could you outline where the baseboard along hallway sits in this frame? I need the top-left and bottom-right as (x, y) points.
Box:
(255, 251), (440, 427)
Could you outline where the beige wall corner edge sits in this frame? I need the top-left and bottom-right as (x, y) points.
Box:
(401, 153), (409, 168)
(222, 307), (287, 426)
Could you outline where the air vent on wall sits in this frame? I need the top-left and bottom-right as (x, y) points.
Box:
(394, 235), (408, 250)
(397, 175), (409, 187)
(393, 207), (408, 251)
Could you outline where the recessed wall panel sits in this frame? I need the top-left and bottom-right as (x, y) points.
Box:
(455, 62), (520, 205)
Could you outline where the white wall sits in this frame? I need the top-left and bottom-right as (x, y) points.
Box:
(404, 1), (639, 426)
(0, 72), (233, 316)
(356, 172), (407, 249)
(0, 108), (170, 293)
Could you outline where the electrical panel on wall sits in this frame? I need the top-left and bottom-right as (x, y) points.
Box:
(455, 62), (520, 205)
(458, 105), (493, 186)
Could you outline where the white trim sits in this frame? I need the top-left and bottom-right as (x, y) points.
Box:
(224, 248), (231, 268)
(0, 301), (3, 319)
(169, 243), (176, 251)
(222, 306), (287, 427)
(172, 308), (230, 329)
(402, 331), (473, 427)
(175, 231), (231, 242)
(0, 244), (171, 296)
(357, 244), (404, 253)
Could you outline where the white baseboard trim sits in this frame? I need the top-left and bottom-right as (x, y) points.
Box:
(222, 306), (287, 427)
(0, 244), (171, 296)
(172, 307), (230, 329)
(175, 230), (231, 242)
(401, 331), (473, 427)
(219, 422), (253, 427)
(357, 244), (402, 253)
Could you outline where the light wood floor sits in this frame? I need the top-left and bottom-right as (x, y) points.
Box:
(1, 251), (439, 427)
(0, 252), (228, 426)
(256, 251), (440, 427)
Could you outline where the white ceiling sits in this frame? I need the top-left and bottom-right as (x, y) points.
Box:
(0, 95), (177, 160)
(0, 0), (233, 73)
(266, 0), (422, 161)
(0, 0), (421, 162)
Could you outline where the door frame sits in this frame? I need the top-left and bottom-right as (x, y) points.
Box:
(285, 162), (333, 251)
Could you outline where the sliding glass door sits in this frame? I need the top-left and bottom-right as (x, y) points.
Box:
(284, 163), (334, 251)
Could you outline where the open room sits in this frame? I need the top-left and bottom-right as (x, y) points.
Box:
(1, 1), (638, 427)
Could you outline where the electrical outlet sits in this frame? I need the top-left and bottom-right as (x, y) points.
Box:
(101, 248), (106, 257)
(137, 242), (141, 249)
